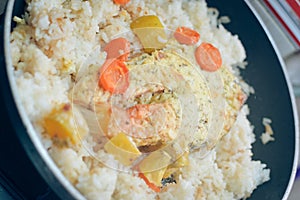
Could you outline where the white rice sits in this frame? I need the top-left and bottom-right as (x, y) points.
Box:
(10, 0), (270, 199)
(261, 117), (275, 144)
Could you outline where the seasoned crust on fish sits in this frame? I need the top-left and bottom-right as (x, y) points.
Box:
(106, 51), (212, 150)
(71, 50), (245, 152)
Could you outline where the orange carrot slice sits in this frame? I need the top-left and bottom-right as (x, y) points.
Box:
(99, 59), (129, 94)
(113, 0), (130, 5)
(174, 27), (200, 45)
(104, 37), (130, 61)
(138, 173), (161, 193)
(195, 42), (222, 72)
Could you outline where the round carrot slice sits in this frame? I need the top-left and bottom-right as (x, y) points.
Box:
(99, 59), (129, 94)
(113, 0), (130, 5)
(174, 27), (200, 45)
(104, 37), (130, 61)
(195, 42), (222, 72)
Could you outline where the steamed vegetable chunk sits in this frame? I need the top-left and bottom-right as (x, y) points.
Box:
(174, 26), (200, 45)
(43, 104), (89, 144)
(104, 133), (141, 166)
(138, 151), (171, 188)
(99, 59), (129, 94)
(130, 15), (167, 53)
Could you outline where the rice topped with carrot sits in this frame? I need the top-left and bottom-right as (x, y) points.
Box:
(10, 0), (270, 199)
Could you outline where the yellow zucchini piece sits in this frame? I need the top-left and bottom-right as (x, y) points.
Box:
(104, 133), (141, 166)
(139, 150), (171, 186)
(168, 151), (189, 168)
(130, 15), (167, 53)
(43, 104), (89, 144)
(162, 151), (189, 179)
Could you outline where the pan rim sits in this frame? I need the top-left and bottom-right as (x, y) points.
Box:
(245, 1), (299, 199)
(4, 0), (85, 199)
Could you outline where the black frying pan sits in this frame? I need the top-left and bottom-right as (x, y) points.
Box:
(1, 0), (299, 199)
